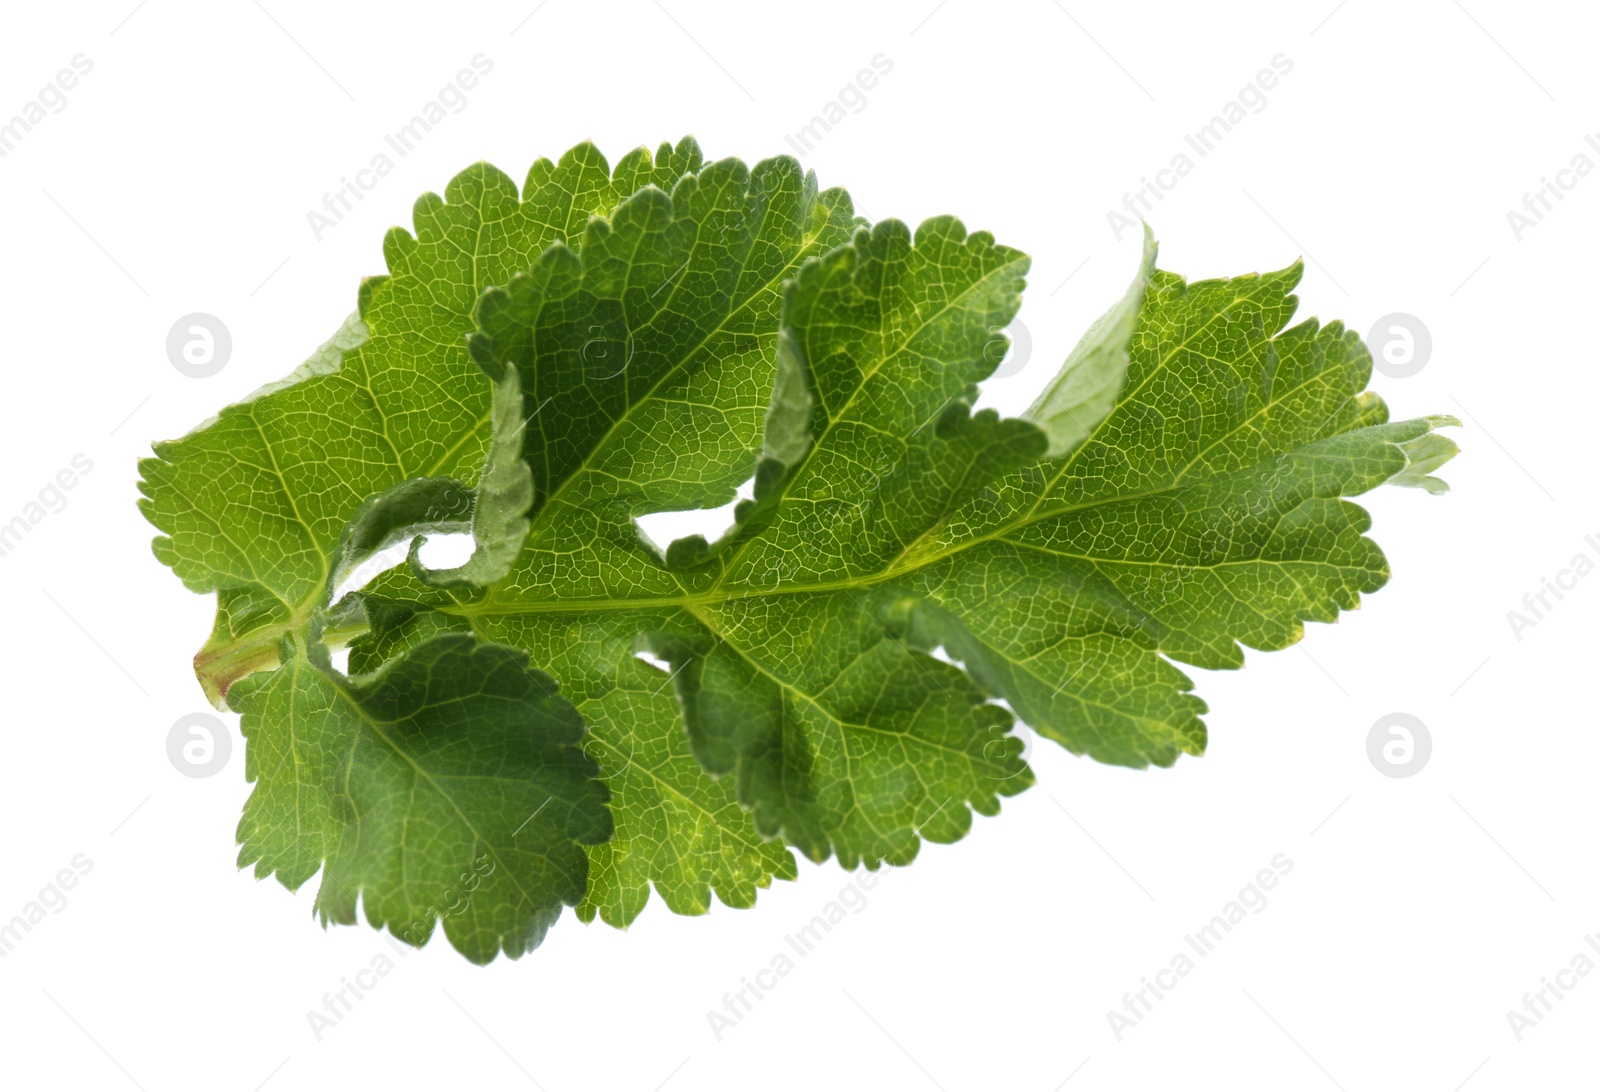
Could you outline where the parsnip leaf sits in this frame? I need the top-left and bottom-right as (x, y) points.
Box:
(140, 139), (1457, 962)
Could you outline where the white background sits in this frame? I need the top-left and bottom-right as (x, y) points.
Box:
(0, 1), (1593, 1089)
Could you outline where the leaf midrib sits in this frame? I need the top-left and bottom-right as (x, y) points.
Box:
(448, 440), (1336, 621)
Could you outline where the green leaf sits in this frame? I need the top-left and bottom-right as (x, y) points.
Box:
(140, 138), (705, 703)
(231, 632), (611, 964)
(1389, 414), (1461, 495)
(144, 140), (858, 936)
(366, 150), (868, 911)
(466, 152), (859, 518)
(1024, 224), (1157, 456)
(458, 216), (1041, 868)
(141, 142), (1459, 961)
(889, 261), (1458, 767)
(335, 594), (801, 928)
(417, 360), (535, 589)
(445, 221), (1456, 837)
(487, 611), (803, 927)
(318, 364), (532, 598)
